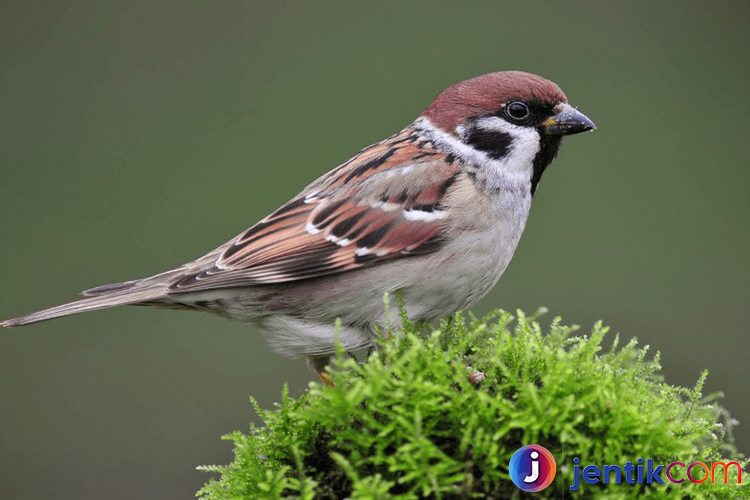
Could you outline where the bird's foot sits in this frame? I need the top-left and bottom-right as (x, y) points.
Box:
(307, 355), (335, 387)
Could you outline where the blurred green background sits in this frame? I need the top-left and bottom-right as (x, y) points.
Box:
(1, 1), (748, 498)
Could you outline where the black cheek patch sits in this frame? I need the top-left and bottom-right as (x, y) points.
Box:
(464, 127), (512, 160)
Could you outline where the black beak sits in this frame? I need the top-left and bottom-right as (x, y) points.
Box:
(542, 103), (596, 136)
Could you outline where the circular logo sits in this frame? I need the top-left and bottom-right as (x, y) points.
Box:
(509, 445), (556, 492)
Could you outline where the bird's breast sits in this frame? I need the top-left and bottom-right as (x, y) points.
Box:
(404, 182), (532, 320)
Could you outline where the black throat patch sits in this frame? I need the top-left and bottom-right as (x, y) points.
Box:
(530, 132), (562, 195)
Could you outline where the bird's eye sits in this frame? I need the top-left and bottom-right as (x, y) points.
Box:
(506, 101), (529, 120)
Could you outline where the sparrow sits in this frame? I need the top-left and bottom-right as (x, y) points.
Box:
(2, 71), (595, 383)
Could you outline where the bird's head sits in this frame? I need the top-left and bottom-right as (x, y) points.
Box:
(419, 71), (595, 194)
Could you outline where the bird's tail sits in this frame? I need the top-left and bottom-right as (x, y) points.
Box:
(1, 279), (167, 328)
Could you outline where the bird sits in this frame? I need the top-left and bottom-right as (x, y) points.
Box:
(1, 71), (595, 384)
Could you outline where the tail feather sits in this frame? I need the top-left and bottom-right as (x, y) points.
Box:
(2, 283), (166, 328)
(81, 280), (140, 297)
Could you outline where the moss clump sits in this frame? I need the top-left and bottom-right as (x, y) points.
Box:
(197, 304), (747, 499)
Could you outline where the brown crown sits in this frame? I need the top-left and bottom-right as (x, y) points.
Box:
(420, 71), (567, 134)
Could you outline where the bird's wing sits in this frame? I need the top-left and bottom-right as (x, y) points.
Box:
(168, 127), (463, 293)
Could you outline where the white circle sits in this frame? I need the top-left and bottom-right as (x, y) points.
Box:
(530, 451), (539, 459)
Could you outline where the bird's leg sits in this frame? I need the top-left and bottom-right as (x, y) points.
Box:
(307, 355), (334, 387)
(364, 345), (376, 361)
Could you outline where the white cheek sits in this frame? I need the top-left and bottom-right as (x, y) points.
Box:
(412, 116), (537, 193)
(470, 116), (541, 181)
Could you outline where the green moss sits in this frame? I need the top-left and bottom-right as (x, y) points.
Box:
(197, 302), (747, 499)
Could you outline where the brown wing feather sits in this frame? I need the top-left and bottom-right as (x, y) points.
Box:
(168, 127), (461, 293)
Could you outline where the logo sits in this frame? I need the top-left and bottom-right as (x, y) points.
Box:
(570, 457), (742, 491)
(509, 445), (556, 492)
